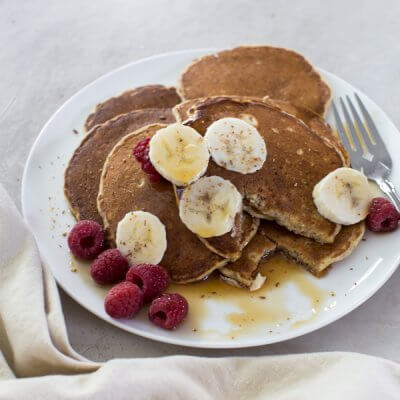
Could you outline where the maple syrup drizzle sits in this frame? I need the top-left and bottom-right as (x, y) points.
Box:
(169, 253), (328, 338)
(71, 253), (329, 338)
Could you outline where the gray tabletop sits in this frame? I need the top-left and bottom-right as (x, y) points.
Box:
(1, 0), (400, 362)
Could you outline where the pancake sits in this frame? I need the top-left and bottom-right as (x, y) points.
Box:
(174, 96), (322, 125)
(203, 212), (258, 260)
(262, 96), (322, 126)
(260, 221), (365, 277)
(173, 98), (200, 122)
(174, 96), (349, 167)
(220, 232), (276, 289)
(178, 46), (331, 115)
(174, 186), (259, 261)
(85, 85), (181, 131)
(185, 97), (343, 243)
(262, 97), (350, 166)
(65, 108), (175, 224)
(97, 124), (227, 283)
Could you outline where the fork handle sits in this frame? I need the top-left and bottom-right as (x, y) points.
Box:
(375, 178), (400, 212)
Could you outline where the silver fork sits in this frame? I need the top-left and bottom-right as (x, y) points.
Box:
(332, 93), (400, 211)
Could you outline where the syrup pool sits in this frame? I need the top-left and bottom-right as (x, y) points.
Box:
(168, 253), (329, 338)
(71, 253), (330, 339)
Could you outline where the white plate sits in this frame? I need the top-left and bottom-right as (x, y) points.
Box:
(22, 49), (400, 348)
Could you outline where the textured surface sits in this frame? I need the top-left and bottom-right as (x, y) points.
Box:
(1, 0), (400, 361)
(179, 46), (331, 114)
(84, 85), (181, 131)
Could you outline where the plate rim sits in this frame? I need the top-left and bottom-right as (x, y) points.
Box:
(21, 48), (400, 349)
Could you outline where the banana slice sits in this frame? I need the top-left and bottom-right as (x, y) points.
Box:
(204, 117), (267, 174)
(149, 123), (209, 186)
(116, 211), (167, 265)
(179, 176), (242, 238)
(313, 167), (372, 225)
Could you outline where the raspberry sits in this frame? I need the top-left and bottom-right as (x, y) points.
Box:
(68, 220), (105, 260)
(132, 137), (150, 163)
(366, 197), (400, 232)
(126, 264), (169, 303)
(132, 137), (163, 182)
(148, 293), (188, 330)
(90, 249), (130, 285)
(142, 159), (163, 182)
(104, 281), (143, 318)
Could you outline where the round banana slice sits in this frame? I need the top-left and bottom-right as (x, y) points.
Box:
(312, 167), (373, 225)
(179, 176), (242, 238)
(149, 123), (210, 186)
(204, 117), (267, 174)
(116, 211), (167, 265)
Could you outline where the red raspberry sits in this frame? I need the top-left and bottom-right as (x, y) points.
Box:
(90, 249), (130, 285)
(104, 281), (143, 318)
(132, 137), (150, 163)
(132, 137), (163, 182)
(366, 197), (400, 232)
(126, 264), (169, 303)
(142, 159), (163, 182)
(67, 220), (105, 260)
(148, 293), (188, 330)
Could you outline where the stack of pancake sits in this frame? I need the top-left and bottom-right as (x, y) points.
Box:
(65, 46), (365, 289)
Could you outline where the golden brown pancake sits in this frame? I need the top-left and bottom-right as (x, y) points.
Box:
(173, 98), (200, 122)
(174, 96), (349, 167)
(220, 232), (276, 289)
(97, 124), (227, 283)
(178, 46), (331, 115)
(65, 108), (175, 224)
(203, 212), (258, 260)
(85, 85), (181, 131)
(174, 186), (259, 261)
(260, 221), (365, 277)
(262, 96), (322, 126)
(185, 97), (343, 243)
(262, 97), (350, 167)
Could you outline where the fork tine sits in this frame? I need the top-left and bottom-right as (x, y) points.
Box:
(346, 95), (373, 158)
(354, 93), (389, 152)
(332, 101), (352, 151)
(339, 97), (363, 158)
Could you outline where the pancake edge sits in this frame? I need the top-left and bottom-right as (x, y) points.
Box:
(84, 85), (181, 132)
(177, 45), (332, 116)
(263, 222), (366, 277)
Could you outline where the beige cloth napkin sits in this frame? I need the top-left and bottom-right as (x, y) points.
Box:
(0, 183), (399, 399)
